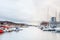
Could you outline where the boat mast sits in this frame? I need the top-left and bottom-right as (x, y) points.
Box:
(59, 12), (60, 22)
(47, 7), (49, 21)
(55, 10), (57, 22)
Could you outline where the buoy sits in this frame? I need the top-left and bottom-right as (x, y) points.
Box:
(0, 30), (4, 33)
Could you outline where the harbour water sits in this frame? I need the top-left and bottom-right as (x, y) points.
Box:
(0, 26), (60, 40)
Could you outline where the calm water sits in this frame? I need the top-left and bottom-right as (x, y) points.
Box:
(0, 27), (60, 40)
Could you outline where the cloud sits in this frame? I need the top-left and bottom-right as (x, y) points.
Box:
(0, 0), (60, 25)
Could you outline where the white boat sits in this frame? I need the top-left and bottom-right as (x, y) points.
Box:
(54, 27), (60, 32)
(3, 27), (18, 32)
(40, 25), (55, 31)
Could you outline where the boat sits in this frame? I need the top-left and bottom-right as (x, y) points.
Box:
(40, 25), (56, 31)
(0, 26), (23, 33)
(43, 27), (55, 31)
(0, 30), (4, 33)
(0, 28), (4, 33)
(4, 27), (23, 32)
(54, 27), (60, 32)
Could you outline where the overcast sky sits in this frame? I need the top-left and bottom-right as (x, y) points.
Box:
(0, 0), (60, 24)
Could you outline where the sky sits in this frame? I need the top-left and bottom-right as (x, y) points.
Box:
(0, 0), (60, 25)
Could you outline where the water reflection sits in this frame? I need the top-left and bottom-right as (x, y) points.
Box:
(0, 27), (60, 40)
(0, 33), (4, 35)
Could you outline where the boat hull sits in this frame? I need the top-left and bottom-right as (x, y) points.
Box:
(0, 30), (4, 33)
